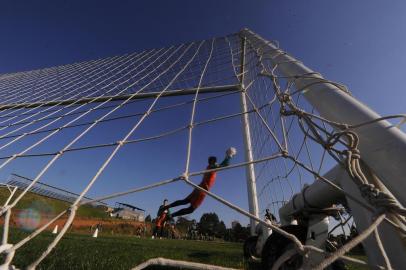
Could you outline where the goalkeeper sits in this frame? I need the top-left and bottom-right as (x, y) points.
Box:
(163, 147), (237, 218)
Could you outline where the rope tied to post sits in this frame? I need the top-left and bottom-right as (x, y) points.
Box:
(342, 133), (406, 218)
(359, 183), (404, 215)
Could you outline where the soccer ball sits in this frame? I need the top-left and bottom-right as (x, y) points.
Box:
(226, 147), (237, 157)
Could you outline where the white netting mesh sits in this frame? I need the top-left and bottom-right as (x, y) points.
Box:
(0, 29), (404, 269)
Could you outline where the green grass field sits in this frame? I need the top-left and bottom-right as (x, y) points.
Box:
(0, 188), (368, 269)
(3, 229), (369, 270)
(0, 187), (243, 269)
(7, 230), (244, 269)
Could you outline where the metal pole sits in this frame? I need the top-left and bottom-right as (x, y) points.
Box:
(239, 36), (259, 235)
(279, 164), (406, 268)
(241, 28), (406, 267)
(240, 28), (406, 208)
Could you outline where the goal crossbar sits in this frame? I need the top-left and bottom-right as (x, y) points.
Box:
(0, 84), (240, 110)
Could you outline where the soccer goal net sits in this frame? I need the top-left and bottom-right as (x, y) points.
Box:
(0, 28), (405, 269)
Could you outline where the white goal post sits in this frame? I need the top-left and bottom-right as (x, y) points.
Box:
(240, 28), (406, 268)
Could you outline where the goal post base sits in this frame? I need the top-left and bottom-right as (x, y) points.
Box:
(279, 164), (406, 268)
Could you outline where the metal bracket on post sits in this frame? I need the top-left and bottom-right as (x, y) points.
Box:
(239, 36), (260, 235)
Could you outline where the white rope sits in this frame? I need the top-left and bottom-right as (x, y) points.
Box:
(0, 45), (180, 214)
(0, 60), (100, 118)
(132, 257), (239, 270)
(184, 38), (215, 174)
(0, 52), (142, 127)
(0, 50), (148, 129)
(226, 36), (284, 153)
(28, 41), (205, 269)
(0, 44), (185, 264)
(0, 50), (156, 151)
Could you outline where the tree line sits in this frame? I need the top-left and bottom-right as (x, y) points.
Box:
(145, 212), (250, 241)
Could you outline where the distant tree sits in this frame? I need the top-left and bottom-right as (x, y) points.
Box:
(231, 221), (250, 241)
(224, 228), (234, 241)
(215, 221), (227, 238)
(145, 214), (152, 222)
(232, 222), (243, 240)
(242, 226), (250, 240)
(176, 217), (194, 236)
(198, 212), (220, 237)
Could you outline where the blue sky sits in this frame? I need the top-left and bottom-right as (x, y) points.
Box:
(0, 0), (405, 227)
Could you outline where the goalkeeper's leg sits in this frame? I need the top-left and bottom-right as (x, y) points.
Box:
(164, 198), (190, 210)
(171, 206), (195, 218)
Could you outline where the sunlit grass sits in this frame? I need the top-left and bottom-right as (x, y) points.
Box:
(6, 230), (244, 269)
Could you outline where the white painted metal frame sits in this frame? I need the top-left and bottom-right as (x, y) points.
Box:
(240, 28), (406, 268)
(239, 37), (260, 235)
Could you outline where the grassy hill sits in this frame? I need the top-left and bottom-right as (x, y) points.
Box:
(0, 187), (108, 219)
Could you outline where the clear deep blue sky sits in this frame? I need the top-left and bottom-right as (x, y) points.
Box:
(0, 0), (405, 227)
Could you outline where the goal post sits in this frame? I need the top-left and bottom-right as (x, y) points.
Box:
(240, 28), (406, 268)
(279, 163), (406, 267)
(240, 28), (406, 207)
(239, 36), (260, 235)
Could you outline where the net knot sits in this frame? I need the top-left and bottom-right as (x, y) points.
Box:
(0, 205), (11, 215)
(180, 173), (188, 181)
(0, 243), (13, 255)
(295, 109), (305, 118)
(323, 142), (332, 150)
(117, 140), (124, 146)
(279, 107), (297, 117)
(359, 183), (401, 215)
(341, 123), (350, 130)
(281, 150), (289, 157)
(350, 149), (361, 160)
(294, 244), (308, 256)
(279, 93), (291, 103)
(68, 205), (78, 213)
(343, 149), (361, 160)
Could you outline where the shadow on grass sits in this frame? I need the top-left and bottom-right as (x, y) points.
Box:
(187, 251), (211, 259)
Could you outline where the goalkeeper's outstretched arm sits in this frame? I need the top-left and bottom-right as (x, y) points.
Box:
(218, 147), (237, 168)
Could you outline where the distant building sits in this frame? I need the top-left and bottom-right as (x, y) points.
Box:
(111, 202), (145, 222)
(231, 220), (240, 229)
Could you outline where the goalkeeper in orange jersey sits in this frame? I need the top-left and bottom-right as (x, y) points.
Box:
(163, 147), (237, 218)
